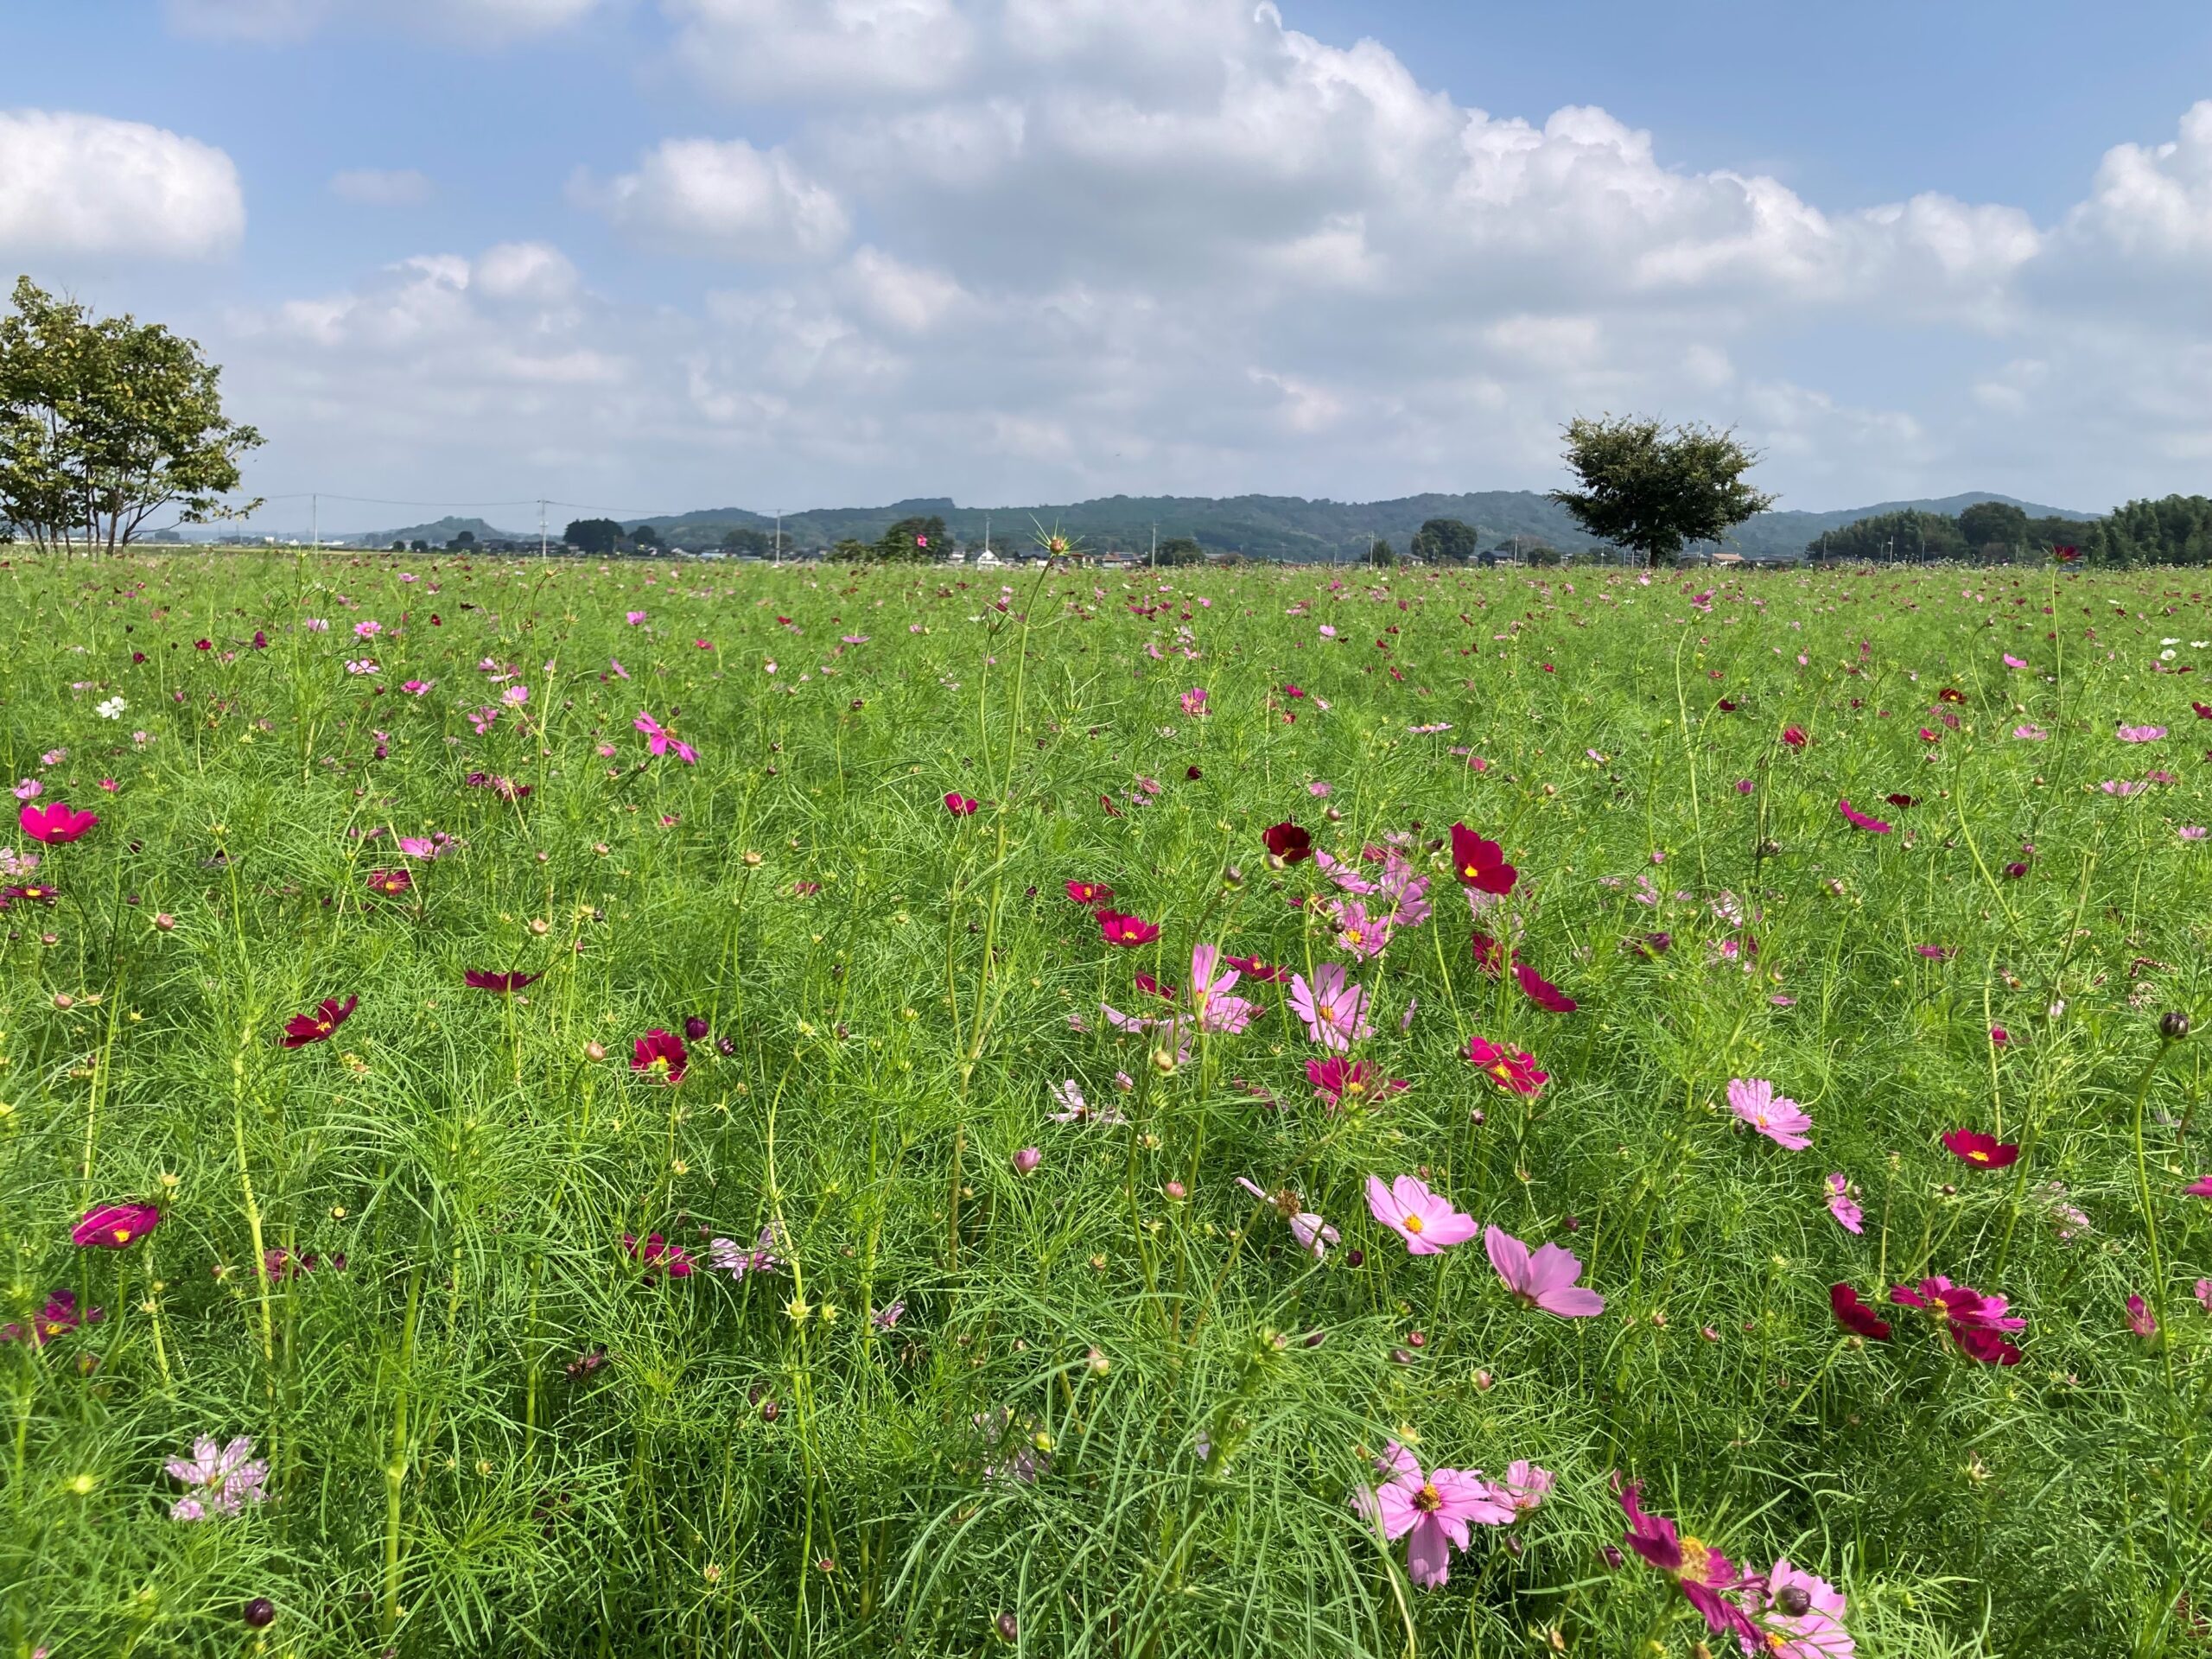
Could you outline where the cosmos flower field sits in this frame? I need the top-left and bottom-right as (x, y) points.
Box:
(4, 550), (2209, 1657)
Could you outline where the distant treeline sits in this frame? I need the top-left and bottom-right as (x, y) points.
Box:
(1813, 496), (2212, 566)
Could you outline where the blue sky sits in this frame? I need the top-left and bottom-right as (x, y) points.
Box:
(3, 0), (2209, 532)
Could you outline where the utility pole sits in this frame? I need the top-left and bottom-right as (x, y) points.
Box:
(1149, 524), (1157, 569)
(538, 499), (548, 558)
(774, 509), (782, 565)
(310, 493), (317, 550)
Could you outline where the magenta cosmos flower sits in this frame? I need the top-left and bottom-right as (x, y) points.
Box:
(2, 1287), (101, 1346)
(1941, 1128), (2018, 1169)
(464, 969), (538, 994)
(1235, 1177), (1339, 1258)
(1727, 1077), (1812, 1149)
(1743, 1559), (1856, 1658)
(282, 995), (356, 1047)
(1513, 959), (1577, 1013)
(634, 711), (697, 764)
(626, 1232), (695, 1277)
(1889, 1275), (2024, 1365)
(1837, 798), (1891, 834)
(1618, 1481), (1761, 1644)
(73, 1203), (161, 1249)
(1485, 1224), (1603, 1317)
(1289, 963), (1370, 1052)
(632, 1027), (688, 1084)
(1366, 1175), (1478, 1255)
(1097, 909), (1160, 948)
(1306, 1057), (1406, 1109)
(1448, 823), (1516, 895)
(20, 801), (97, 844)
(1824, 1173), (1864, 1235)
(943, 791), (979, 816)
(1465, 1035), (1547, 1096)
(1356, 1441), (1514, 1589)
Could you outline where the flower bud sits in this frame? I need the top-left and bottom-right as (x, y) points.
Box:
(244, 1598), (276, 1629)
(995, 1612), (1018, 1643)
(154, 912), (175, 931)
(2161, 1010), (2190, 1042)
(1012, 1147), (1042, 1176)
(584, 1040), (607, 1062)
(684, 1015), (710, 1041)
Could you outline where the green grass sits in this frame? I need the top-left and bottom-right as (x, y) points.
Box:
(2, 550), (2208, 1657)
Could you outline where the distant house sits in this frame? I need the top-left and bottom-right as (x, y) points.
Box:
(1709, 550), (1745, 568)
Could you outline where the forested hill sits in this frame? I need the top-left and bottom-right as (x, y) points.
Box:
(631, 489), (2089, 562)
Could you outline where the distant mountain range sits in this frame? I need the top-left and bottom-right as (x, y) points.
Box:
(616, 489), (2095, 562)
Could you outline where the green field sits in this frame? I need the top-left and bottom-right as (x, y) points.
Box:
(3, 550), (2208, 1657)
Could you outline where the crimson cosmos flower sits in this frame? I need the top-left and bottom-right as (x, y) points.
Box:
(21, 800), (99, 843)
(73, 1203), (162, 1249)
(1829, 1283), (1891, 1340)
(626, 1233), (694, 1277)
(943, 792), (979, 817)
(1065, 880), (1114, 907)
(1096, 909), (1160, 947)
(3, 882), (58, 906)
(1465, 1035), (1547, 1095)
(1513, 960), (1577, 1013)
(282, 995), (357, 1047)
(632, 1028), (688, 1084)
(1224, 953), (1291, 983)
(1471, 931), (1508, 975)
(464, 970), (539, 994)
(366, 868), (413, 897)
(1941, 1128), (2019, 1169)
(1447, 823), (1516, 895)
(1261, 821), (1313, 864)
(2053, 544), (2081, 563)
(1890, 1275), (2025, 1364)
(1782, 726), (1808, 748)
(1618, 1481), (1762, 1645)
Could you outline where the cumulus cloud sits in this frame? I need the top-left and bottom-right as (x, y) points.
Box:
(329, 168), (433, 206)
(0, 110), (244, 259)
(664, 0), (976, 99)
(167, 0), (606, 43)
(573, 138), (849, 259)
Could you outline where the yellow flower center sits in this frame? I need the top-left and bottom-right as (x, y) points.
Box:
(111, 1227), (132, 1243)
(1461, 863), (1479, 880)
(1402, 1214), (1425, 1235)
(1413, 1481), (1442, 1513)
(1678, 1536), (1712, 1582)
(649, 1057), (669, 1074)
(1967, 1149), (1990, 1163)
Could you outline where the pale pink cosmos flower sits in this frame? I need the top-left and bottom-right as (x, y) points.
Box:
(401, 679), (432, 696)
(708, 1226), (783, 1280)
(1728, 1077), (1812, 1149)
(1484, 1224), (1604, 1316)
(1179, 687), (1209, 717)
(1049, 1079), (1125, 1127)
(1332, 899), (1394, 962)
(165, 1435), (270, 1520)
(353, 620), (382, 639)
(1288, 963), (1370, 1052)
(1236, 1176), (1339, 1258)
(1355, 1442), (1514, 1589)
(609, 658), (631, 680)
(2116, 724), (2167, 742)
(626, 611), (647, 625)
(2101, 779), (2146, 798)
(501, 683), (531, 708)
(1501, 1460), (1554, 1518)
(1314, 849), (1377, 896)
(1307, 780), (1332, 797)
(2181, 827), (2208, 842)
(2003, 653), (2029, 669)
(1366, 1175), (1478, 1255)
(2196, 1279), (2212, 1314)
(1824, 1173), (1864, 1235)
(2012, 723), (2048, 741)
(1742, 1559), (1854, 1659)
(1188, 944), (1258, 1034)
(397, 834), (450, 860)
(11, 779), (39, 801)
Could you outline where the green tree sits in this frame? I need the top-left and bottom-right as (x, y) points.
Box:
(1154, 535), (1205, 567)
(563, 518), (623, 556)
(1804, 510), (1966, 564)
(1550, 415), (1774, 568)
(721, 527), (777, 557)
(1957, 500), (2031, 556)
(390, 540), (405, 551)
(876, 515), (947, 563)
(0, 276), (262, 555)
(1366, 537), (1398, 568)
(449, 530), (476, 550)
(410, 539), (429, 553)
(631, 524), (664, 550)
(1409, 518), (1479, 564)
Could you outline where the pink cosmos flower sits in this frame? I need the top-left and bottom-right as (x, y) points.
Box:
(2126, 1294), (2158, 1338)
(1889, 1275), (2024, 1365)
(2003, 653), (2028, 669)
(1235, 1176), (1339, 1258)
(626, 611), (647, 625)
(709, 1227), (783, 1279)
(1314, 849), (1376, 895)
(1188, 943), (1258, 1033)
(1356, 1442), (1514, 1589)
(1288, 963), (1370, 1052)
(401, 678), (432, 695)
(2117, 724), (2167, 742)
(1727, 1077), (1812, 1149)
(2196, 1279), (2212, 1314)
(1048, 1079), (1124, 1127)
(1179, 687), (1208, 717)
(944, 791), (979, 816)
(2, 1287), (102, 1347)
(12, 779), (39, 801)
(626, 1232), (695, 1277)
(165, 1435), (270, 1520)
(2186, 1175), (2212, 1198)
(1332, 899), (1394, 962)
(634, 712), (697, 765)
(632, 1028), (688, 1084)
(2013, 723), (2048, 740)
(1743, 1559), (1855, 1659)
(73, 1203), (161, 1249)
(1837, 799), (1891, 834)
(1366, 1175), (1478, 1255)
(1485, 1224), (1603, 1317)
(1465, 1035), (1547, 1095)
(1306, 1057), (1405, 1109)
(1500, 1460), (1554, 1518)
(397, 833), (450, 860)
(20, 801), (98, 844)
(1618, 1481), (1761, 1644)
(1824, 1173), (1864, 1235)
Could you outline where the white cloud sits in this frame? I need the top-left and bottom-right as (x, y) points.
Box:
(167, 0), (607, 43)
(329, 168), (433, 206)
(574, 138), (849, 259)
(0, 110), (243, 259)
(664, 0), (975, 99)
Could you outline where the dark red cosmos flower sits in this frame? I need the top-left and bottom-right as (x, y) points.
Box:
(2, 1287), (102, 1345)
(1514, 960), (1578, 1013)
(1781, 726), (1808, 749)
(1262, 821), (1313, 864)
(1224, 953), (1291, 983)
(683, 1015), (710, 1041)
(194, 638), (212, 651)
(20, 801), (99, 844)
(632, 1028), (688, 1083)
(2053, 544), (2081, 563)
(1448, 823), (1516, 895)
(1937, 687), (1967, 703)
(2194, 702), (2212, 720)
(1134, 972), (1179, 1001)
(625, 1233), (694, 1278)
(283, 995), (357, 1047)
(3, 882), (58, 906)
(1097, 909), (1160, 947)
(1185, 766), (1203, 780)
(1941, 1128), (2019, 1169)
(464, 970), (539, 994)
(1829, 1283), (1892, 1340)
(1624, 931), (1672, 957)
(1885, 793), (1918, 808)
(1471, 931), (1508, 975)
(366, 868), (413, 897)
(1065, 880), (1115, 907)
(1715, 698), (1738, 712)
(944, 792), (979, 817)
(72, 1203), (162, 1249)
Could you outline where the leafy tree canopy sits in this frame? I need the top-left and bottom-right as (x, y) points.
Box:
(563, 518), (624, 556)
(1409, 518), (1479, 564)
(1550, 415), (1774, 567)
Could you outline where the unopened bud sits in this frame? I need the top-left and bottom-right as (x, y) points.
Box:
(2161, 1010), (2190, 1042)
(1012, 1147), (1042, 1176)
